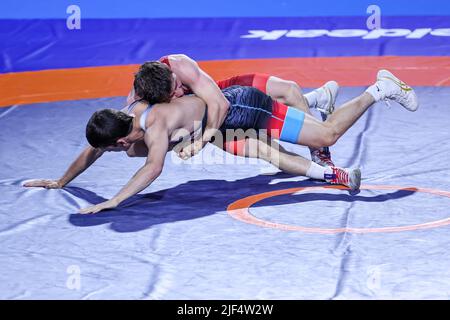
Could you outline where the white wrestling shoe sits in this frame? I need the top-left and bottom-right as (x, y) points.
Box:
(375, 69), (419, 112)
(308, 80), (339, 116)
(326, 167), (361, 191)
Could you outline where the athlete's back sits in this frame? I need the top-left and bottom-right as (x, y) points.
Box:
(142, 95), (207, 144)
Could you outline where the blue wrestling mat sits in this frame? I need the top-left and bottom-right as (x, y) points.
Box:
(1, 0), (449, 300)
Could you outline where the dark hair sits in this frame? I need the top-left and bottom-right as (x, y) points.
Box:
(86, 109), (133, 148)
(133, 61), (173, 104)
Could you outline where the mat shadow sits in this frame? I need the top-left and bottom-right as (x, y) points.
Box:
(67, 172), (416, 232)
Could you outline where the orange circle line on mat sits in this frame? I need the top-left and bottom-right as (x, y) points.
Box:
(1, 56), (450, 108)
(226, 185), (450, 234)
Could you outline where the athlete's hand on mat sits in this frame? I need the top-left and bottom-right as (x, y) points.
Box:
(177, 140), (204, 160)
(79, 199), (118, 214)
(23, 179), (64, 189)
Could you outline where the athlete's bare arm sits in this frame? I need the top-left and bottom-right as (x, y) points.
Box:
(169, 54), (229, 157)
(24, 146), (104, 189)
(24, 106), (137, 189)
(80, 114), (170, 214)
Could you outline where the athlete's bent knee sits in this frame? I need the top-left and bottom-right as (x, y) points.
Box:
(318, 127), (339, 148)
(286, 80), (302, 97)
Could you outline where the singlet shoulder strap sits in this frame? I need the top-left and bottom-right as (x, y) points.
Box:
(139, 104), (153, 131)
(126, 99), (142, 114)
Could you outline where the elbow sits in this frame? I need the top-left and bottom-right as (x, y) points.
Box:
(222, 98), (230, 110)
(219, 99), (230, 117)
(148, 164), (163, 178)
(142, 161), (163, 181)
(154, 166), (163, 177)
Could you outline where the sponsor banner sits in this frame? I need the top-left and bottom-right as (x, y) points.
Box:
(1, 16), (449, 73)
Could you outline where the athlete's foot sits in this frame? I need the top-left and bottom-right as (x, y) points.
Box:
(311, 148), (335, 167)
(326, 167), (361, 191)
(308, 81), (339, 116)
(367, 70), (419, 112)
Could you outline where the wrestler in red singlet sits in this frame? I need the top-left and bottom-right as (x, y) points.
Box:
(158, 56), (289, 155)
(159, 56), (269, 95)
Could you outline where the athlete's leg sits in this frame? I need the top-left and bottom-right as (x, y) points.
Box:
(298, 92), (375, 149)
(266, 76), (338, 115)
(217, 74), (338, 137)
(220, 133), (310, 175)
(217, 74), (337, 114)
(266, 76), (338, 166)
(294, 70), (418, 148)
(266, 76), (310, 113)
(219, 134), (361, 190)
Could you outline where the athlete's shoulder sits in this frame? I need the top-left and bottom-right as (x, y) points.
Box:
(167, 54), (195, 63)
(167, 54), (198, 72)
(121, 100), (147, 114)
(159, 54), (194, 68)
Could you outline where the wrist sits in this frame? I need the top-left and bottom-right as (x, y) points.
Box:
(57, 179), (66, 187)
(110, 197), (121, 206)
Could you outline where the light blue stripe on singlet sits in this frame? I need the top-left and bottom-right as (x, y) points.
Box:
(280, 107), (305, 143)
